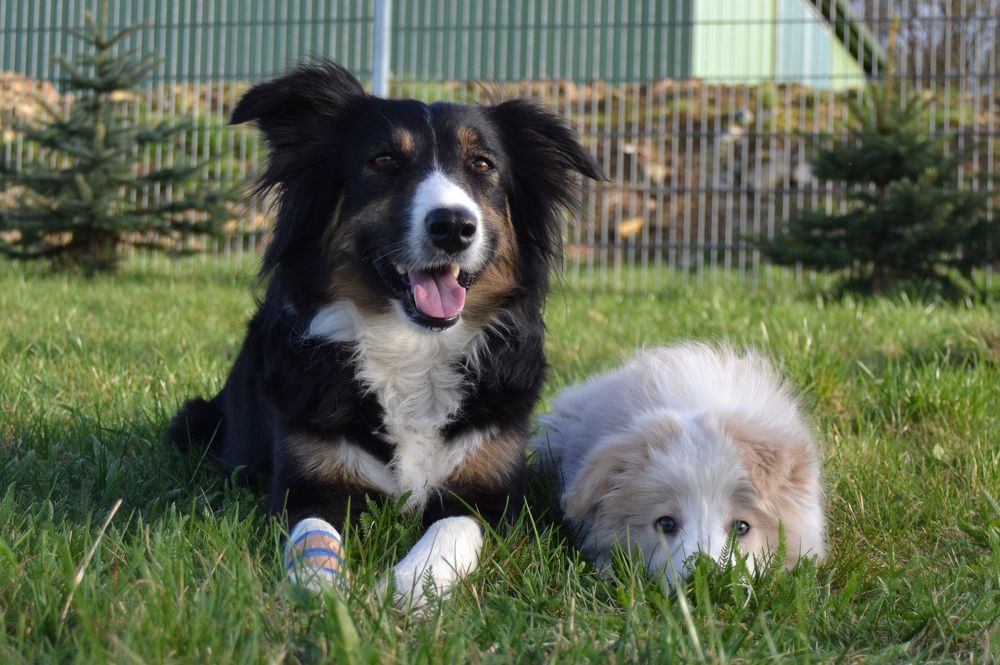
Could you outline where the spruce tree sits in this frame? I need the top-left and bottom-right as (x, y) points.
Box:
(763, 37), (996, 295)
(0, 0), (233, 274)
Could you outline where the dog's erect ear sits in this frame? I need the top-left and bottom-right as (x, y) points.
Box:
(232, 60), (365, 275)
(488, 99), (605, 183)
(487, 99), (607, 273)
(562, 410), (681, 520)
(230, 59), (366, 150)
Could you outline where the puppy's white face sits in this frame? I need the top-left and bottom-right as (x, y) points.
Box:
(562, 410), (785, 584)
(629, 423), (764, 581)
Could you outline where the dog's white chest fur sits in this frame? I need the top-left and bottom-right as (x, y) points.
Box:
(307, 300), (486, 509)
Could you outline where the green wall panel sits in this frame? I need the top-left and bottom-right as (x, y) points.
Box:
(388, 0), (692, 83)
(692, 0), (776, 82)
(2, 0), (869, 88)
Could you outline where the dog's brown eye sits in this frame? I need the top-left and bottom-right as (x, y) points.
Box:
(654, 516), (677, 534)
(732, 520), (751, 537)
(469, 157), (493, 173)
(371, 153), (396, 168)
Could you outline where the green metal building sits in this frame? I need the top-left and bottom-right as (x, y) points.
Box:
(688, 0), (884, 89)
(388, 0), (884, 89)
(3, 0), (883, 89)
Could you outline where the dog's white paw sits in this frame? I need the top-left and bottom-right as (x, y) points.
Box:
(285, 517), (349, 591)
(382, 516), (483, 610)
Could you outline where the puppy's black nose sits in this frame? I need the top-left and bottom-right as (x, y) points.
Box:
(425, 207), (477, 255)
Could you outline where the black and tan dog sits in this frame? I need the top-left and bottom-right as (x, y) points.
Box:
(168, 60), (603, 604)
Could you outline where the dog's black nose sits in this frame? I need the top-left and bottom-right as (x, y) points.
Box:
(425, 207), (477, 254)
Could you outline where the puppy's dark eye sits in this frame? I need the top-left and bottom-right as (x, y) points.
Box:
(732, 520), (751, 537)
(469, 157), (493, 173)
(654, 516), (677, 535)
(371, 153), (397, 168)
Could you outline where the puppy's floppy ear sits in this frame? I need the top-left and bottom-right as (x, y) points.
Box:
(706, 411), (826, 563)
(705, 412), (819, 503)
(487, 99), (607, 274)
(562, 410), (681, 521)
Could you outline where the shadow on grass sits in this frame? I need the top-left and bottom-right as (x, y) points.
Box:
(0, 254), (260, 289)
(806, 270), (1000, 306)
(0, 410), (265, 531)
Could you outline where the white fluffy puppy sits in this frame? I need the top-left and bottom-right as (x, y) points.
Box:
(532, 344), (826, 582)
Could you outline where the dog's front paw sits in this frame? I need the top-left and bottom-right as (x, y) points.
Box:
(382, 516), (483, 610)
(285, 517), (350, 592)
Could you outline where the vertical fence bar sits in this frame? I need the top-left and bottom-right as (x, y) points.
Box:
(987, 0), (997, 288)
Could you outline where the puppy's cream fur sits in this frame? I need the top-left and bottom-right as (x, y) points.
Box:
(532, 344), (825, 581)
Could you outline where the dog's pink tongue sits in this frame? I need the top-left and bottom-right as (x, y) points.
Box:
(408, 268), (466, 319)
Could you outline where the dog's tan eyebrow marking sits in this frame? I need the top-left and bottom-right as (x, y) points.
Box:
(391, 129), (416, 154)
(457, 126), (482, 154)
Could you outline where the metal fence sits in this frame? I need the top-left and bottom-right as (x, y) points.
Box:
(1, 0), (998, 287)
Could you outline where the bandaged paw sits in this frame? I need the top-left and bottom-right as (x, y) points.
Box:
(285, 517), (350, 591)
(383, 516), (483, 609)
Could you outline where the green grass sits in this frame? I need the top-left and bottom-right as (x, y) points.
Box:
(1, 259), (998, 663)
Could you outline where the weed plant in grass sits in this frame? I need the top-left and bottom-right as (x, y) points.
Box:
(1, 260), (998, 662)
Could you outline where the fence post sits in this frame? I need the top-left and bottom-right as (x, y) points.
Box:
(372, 0), (391, 97)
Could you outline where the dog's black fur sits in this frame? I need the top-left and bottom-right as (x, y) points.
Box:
(167, 60), (603, 532)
